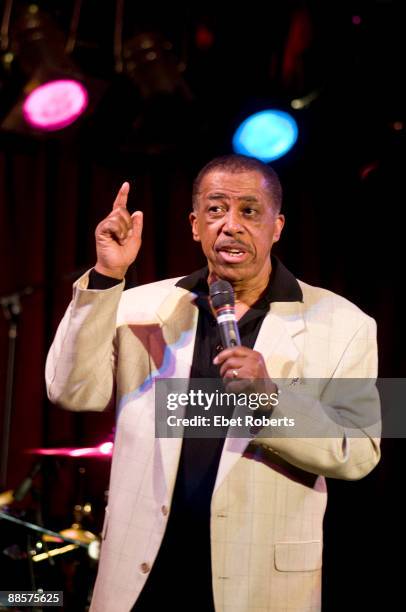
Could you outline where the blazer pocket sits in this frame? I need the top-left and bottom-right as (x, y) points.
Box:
(274, 541), (322, 572)
(101, 507), (109, 540)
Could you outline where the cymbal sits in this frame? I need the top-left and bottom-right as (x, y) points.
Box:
(0, 489), (14, 507)
(43, 526), (97, 544)
(25, 442), (113, 458)
(60, 527), (97, 544)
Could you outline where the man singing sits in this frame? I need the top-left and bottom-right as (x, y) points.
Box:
(46, 154), (380, 612)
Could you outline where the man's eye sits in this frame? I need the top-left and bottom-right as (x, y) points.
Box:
(244, 208), (257, 216)
(208, 205), (223, 213)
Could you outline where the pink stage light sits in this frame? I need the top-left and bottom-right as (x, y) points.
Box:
(22, 79), (88, 131)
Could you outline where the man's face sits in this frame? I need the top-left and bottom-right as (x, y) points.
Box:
(189, 170), (285, 285)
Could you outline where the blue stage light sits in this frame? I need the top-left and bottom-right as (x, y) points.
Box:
(232, 109), (298, 162)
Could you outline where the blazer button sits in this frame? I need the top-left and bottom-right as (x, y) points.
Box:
(161, 505), (169, 516)
(140, 562), (150, 574)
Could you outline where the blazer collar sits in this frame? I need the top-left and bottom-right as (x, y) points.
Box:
(174, 256), (303, 306)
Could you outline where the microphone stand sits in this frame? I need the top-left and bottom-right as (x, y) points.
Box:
(0, 286), (33, 491)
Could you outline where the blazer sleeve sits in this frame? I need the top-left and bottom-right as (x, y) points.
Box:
(45, 271), (125, 412)
(257, 316), (381, 480)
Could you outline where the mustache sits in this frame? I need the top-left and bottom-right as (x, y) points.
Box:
(215, 240), (252, 254)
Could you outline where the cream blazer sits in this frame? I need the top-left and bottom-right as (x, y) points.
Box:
(46, 271), (380, 612)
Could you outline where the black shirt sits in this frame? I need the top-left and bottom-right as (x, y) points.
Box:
(89, 258), (302, 611)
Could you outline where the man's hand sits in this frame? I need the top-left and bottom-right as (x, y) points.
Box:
(94, 182), (143, 279)
(213, 346), (277, 396)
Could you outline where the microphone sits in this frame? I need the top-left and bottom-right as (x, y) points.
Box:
(209, 280), (241, 348)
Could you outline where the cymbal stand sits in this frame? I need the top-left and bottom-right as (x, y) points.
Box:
(57, 467), (97, 545)
(0, 286), (33, 490)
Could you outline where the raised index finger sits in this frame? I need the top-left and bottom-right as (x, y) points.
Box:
(112, 181), (130, 210)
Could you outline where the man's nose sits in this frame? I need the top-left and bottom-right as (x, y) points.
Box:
(222, 209), (243, 234)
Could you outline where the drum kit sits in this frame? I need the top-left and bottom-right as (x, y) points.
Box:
(0, 442), (113, 563)
(0, 282), (114, 607)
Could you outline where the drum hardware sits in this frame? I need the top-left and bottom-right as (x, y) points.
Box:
(23, 442), (113, 555)
(32, 543), (79, 562)
(0, 504), (98, 561)
(1, 508), (99, 610)
(0, 439), (113, 572)
(0, 460), (43, 512)
(45, 501), (98, 546)
(0, 508), (100, 561)
(0, 510), (90, 549)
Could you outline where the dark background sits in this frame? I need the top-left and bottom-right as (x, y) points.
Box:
(0, 1), (404, 610)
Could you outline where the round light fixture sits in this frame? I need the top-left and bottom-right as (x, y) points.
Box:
(22, 79), (88, 131)
(232, 109), (298, 162)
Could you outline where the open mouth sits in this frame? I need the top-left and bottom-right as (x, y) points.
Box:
(217, 248), (249, 263)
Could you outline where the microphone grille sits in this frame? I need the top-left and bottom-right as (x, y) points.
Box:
(209, 280), (235, 309)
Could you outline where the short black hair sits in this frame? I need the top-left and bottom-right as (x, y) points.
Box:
(192, 154), (282, 213)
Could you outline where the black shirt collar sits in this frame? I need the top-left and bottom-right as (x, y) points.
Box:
(175, 256), (303, 305)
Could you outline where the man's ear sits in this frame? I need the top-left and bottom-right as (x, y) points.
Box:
(272, 214), (285, 244)
(189, 211), (201, 242)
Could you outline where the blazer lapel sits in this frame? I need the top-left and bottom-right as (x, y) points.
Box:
(214, 303), (305, 494)
(155, 287), (199, 492)
(255, 303), (304, 376)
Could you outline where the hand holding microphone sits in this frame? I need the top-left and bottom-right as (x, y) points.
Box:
(210, 279), (277, 396)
